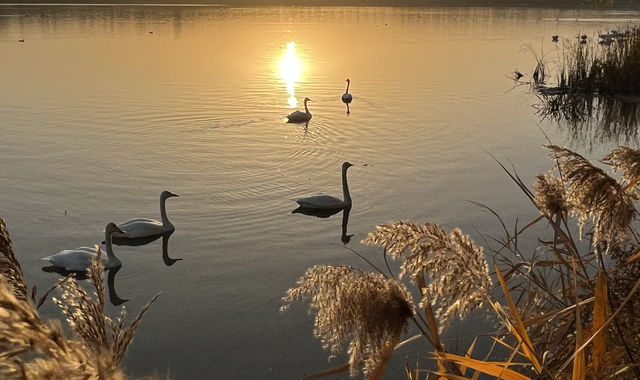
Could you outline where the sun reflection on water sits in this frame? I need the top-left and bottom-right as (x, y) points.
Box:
(279, 42), (303, 108)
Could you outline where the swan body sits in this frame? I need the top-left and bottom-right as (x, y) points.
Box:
(287, 97), (312, 123)
(42, 223), (124, 271)
(295, 162), (353, 210)
(113, 190), (179, 239)
(342, 79), (353, 103)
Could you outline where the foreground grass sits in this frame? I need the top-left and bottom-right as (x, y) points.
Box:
(283, 144), (640, 379)
(0, 219), (158, 379)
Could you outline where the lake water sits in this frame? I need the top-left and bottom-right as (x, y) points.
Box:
(1, 4), (639, 379)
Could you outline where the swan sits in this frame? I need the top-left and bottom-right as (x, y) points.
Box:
(113, 190), (179, 239)
(287, 97), (312, 123)
(41, 223), (124, 271)
(294, 162), (354, 210)
(342, 79), (353, 104)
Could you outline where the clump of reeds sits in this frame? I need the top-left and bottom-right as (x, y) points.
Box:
(283, 144), (640, 379)
(554, 27), (640, 95)
(0, 217), (158, 379)
(533, 27), (640, 142)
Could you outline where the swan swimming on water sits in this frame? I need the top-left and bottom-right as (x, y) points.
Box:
(113, 190), (179, 239)
(41, 223), (124, 271)
(294, 162), (354, 210)
(287, 97), (312, 123)
(342, 79), (353, 104)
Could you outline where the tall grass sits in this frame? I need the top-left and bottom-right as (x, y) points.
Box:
(283, 144), (640, 379)
(543, 27), (640, 95)
(0, 217), (159, 379)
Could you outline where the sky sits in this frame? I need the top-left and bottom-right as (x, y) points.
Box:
(2, 0), (639, 8)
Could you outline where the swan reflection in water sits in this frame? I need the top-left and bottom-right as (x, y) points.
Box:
(292, 205), (353, 244)
(42, 261), (128, 306)
(112, 230), (183, 267)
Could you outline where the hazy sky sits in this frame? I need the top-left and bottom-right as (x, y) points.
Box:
(2, 0), (636, 8)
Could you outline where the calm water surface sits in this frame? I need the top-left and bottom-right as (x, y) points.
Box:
(1, 5), (639, 378)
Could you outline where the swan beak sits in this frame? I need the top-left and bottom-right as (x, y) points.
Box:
(170, 192), (180, 197)
(115, 226), (126, 234)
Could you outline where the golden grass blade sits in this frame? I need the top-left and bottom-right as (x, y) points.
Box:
(404, 363), (414, 380)
(494, 262), (542, 373)
(429, 371), (473, 380)
(301, 363), (350, 379)
(416, 272), (442, 348)
(522, 297), (594, 327)
(368, 327), (402, 380)
(416, 271), (446, 377)
(627, 250), (640, 263)
(571, 258), (585, 380)
(489, 337), (527, 359)
(434, 352), (532, 380)
(459, 337), (477, 375)
(395, 333), (421, 350)
(592, 269), (611, 376)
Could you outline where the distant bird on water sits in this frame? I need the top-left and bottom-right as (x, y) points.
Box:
(18, 39), (24, 43)
(513, 69), (524, 80)
(342, 79), (353, 104)
(552, 35), (559, 42)
(287, 97), (312, 123)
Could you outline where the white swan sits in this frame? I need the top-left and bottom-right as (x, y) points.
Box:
(287, 97), (312, 123)
(42, 223), (124, 271)
(295, 162), (354, 209)
(113, 190), (179, 239)
(342, 79), (353, 104)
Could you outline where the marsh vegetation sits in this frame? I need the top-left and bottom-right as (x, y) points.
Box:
(283, 144), (640, 379)
(533, 26), (640, 142)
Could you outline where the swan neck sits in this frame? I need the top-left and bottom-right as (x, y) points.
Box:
(160, 196), (172, 227)
(104, 232), (120, 267)
(345, 81), (350, 94)
(304, 99), (310, 114)
(342, 166), (351, 205)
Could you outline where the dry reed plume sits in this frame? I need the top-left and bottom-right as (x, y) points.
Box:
(546, 144), (637, 249)
(0, 217), (158, 379)
(363, 222), (492, 326)
(282, 265), (414, 377)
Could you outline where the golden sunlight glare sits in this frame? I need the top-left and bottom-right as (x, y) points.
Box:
(279, 41), (302, 108)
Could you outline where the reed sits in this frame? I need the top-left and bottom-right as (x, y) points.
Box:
(548, 27), (640, 95)
(0, 218), (159, 379)
(283, 144), (640, 379)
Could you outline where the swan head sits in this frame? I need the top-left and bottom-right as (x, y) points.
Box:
(345, 78), (350, 83)
(105, 223), (126, 236)
(342, 161), (354, 170)
(303, 97), (311, 104)
(161, 190), (180, 200)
